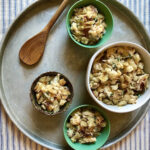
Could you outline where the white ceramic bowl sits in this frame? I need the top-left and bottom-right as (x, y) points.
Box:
(86, 41), (150, 113)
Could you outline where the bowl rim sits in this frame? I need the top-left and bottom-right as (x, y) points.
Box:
(66, 0), (114, 48)
(30, 71), (74, 116)
(63, 104), (110, 149)
(86, 41), (150, 113)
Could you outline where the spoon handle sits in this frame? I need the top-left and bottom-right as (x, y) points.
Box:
(43, 0), (70, 32)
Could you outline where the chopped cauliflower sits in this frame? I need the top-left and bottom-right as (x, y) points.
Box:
(66, 108), (107, 144)
(90, 46), (149, 106)
(70, 5), (106, 45)
(34, 74), (71, 113)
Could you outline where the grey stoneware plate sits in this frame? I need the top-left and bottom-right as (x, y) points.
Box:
(0, 0), (150, 150)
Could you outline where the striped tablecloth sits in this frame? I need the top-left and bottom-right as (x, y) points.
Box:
(0, 0), (149, 150)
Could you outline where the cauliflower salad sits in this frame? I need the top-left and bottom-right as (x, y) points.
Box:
(66, 108), (107, 144)
(90, 46), (149, 106)
(70, 5), (107, 45)
(34, 74), (71, 113)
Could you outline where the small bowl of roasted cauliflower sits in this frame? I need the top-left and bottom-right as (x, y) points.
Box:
(30, 72), (73, 115)
(66, 0), (113, 48)
(63, 105), (110, 150)
(86, 42), (150, 113)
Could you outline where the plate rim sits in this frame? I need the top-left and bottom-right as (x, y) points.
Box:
(0, 0), (149, 149)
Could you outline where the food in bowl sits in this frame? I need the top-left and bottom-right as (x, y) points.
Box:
(90, 46), (149, 106)
(70, 5), (107, 45)
(33, 73), (71, 114)
(66, 107), (107, 144)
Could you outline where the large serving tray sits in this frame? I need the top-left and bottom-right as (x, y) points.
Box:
(0, 0), (150, 149)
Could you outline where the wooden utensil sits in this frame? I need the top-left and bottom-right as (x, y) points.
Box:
(19, 0), (69, 65)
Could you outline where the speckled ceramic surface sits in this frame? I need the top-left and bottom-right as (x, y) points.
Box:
(0, 0), (149, 150)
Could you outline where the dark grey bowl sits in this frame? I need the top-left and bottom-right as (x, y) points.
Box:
(30, 72), (74, 116)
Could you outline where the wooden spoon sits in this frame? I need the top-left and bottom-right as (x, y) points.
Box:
(19, 0), (69, 65)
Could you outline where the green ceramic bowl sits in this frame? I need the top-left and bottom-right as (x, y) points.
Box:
(63, 104), (110, 150)
(66, 0), (114, 48)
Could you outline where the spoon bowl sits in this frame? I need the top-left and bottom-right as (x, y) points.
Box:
(19, 31), (48, 65)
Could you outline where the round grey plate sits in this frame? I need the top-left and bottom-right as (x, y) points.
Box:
(0, 0), (150, 149)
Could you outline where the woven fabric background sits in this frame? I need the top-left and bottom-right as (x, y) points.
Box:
(0, 0), (149, 150)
